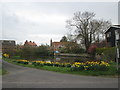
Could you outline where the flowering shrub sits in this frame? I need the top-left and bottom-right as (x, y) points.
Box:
(88, 45), (97, 59)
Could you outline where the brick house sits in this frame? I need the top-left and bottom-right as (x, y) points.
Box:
(24, 40), (37, 47)
(50, 39), (77, 52)
(51, 42), (69, 51)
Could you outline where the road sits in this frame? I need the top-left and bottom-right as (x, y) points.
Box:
(2, 60), (118, 88)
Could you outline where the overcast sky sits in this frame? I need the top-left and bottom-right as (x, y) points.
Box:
(0, 1), (118, 45)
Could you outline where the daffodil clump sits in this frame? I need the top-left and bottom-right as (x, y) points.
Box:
(31, 60), (110, 71)
(15, 59), (110, 71)
(3, 53), (9, 58)
(32, 61), (71, 67)
(71, 61), (110, 71)
(16, 59), (29, 64)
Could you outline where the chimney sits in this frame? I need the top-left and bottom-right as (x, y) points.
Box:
(25, 40), (28, 42)
(50, 39), (52, 46)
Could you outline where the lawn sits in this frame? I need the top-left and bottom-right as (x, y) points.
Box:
(3, 58), (120, 77)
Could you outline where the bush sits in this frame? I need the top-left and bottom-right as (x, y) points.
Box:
(88, 45), (97, 59)
(12, 56), (21, 59)
(96, 47), (116, 61)
(59, 45), (85, 54)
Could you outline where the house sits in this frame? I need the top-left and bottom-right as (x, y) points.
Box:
(51, 42), (69, 51)
(24, 40), (37, 47)
(105, 25), (120, 47)
(50, 39), (77, 52)
(105, 25), (120, 63)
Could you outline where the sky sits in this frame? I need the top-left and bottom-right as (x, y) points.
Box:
(0, 1), (119, 46)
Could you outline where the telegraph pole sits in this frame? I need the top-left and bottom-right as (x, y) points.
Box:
(115, 30), (119, 71)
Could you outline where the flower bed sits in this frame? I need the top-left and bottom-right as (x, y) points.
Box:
(16, 60), (29, 64)
(3, 53), (9, 58)
(15, 60), (110, 71)
(71, 61), (110, 71)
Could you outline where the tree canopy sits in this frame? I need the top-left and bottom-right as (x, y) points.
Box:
(60, 36), (68, 42)
(66, 11), (111, 51)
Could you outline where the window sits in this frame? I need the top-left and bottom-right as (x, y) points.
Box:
(115, 30), (120, 40)
(106, 32), (111, 37)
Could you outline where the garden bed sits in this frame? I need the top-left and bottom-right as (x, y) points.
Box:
(3, 58), (120, 77)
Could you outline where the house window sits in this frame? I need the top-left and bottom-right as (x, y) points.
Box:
(106, 32), (111, 37)
(115, 30), (120, 40)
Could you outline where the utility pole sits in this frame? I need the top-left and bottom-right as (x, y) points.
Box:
(115, 30), (119, 71)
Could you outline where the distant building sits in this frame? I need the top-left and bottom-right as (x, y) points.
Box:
(105, 25), (120, 47)
(52, 42), (69, 51)
(50, 39), (77, 52)
(24, 40), (37, 47)
(0, 40), (16, 53)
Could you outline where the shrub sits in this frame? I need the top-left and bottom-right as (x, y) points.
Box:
(88, 45), (97, 59)
(96, 47), (116, 61)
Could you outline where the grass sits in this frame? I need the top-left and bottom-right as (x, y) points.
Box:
(0, 69), (8, 75)
(3, 58), (120, 77)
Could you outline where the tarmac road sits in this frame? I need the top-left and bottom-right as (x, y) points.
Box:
(2, 59), (118, 88)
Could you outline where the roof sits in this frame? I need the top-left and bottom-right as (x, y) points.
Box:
(24, 40), (37, 46)
(105, 25), (120, 34)
(0, 39), (15, 41)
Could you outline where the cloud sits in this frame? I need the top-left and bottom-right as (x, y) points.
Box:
(1, 2), (118, 45)
(2, 4), (67, 45)
(15, 10), (67, 24)
(1, 0), (119, 2)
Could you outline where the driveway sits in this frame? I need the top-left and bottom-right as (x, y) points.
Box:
(2, 60), (118, 88)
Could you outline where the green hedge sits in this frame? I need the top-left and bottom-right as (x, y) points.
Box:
(96, 47), (116, 61)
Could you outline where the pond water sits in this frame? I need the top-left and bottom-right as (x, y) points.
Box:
(33, 56), (91, 64)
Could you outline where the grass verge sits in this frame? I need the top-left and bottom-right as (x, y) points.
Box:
(3, 58), (119, 77)
(0, 69), (8, 75)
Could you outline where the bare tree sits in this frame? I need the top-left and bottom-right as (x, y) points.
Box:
(66, 11), (111, 51)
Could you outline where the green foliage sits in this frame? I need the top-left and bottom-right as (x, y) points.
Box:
(5, 45), (54, 59)
(0, 69), (8, 75)
(59, 47), (69, 53)
(96, 47), (116, 61)
(35, 45), (50, 56)
(60, 36), (68, 42)
(12, 56), (21, 59)
(59, 43), (85, 54)
(20, 46), (35, 59)
(71, 47), (85, 54)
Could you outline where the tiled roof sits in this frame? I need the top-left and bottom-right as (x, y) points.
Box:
(24, 40), (37, 46)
